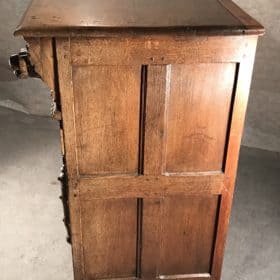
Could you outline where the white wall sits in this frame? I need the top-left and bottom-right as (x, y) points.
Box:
(235, 0), (280, 151)
(0, 0), (51, 116)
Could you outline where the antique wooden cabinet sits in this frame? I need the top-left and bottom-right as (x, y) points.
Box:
(12, 0), (264, 279)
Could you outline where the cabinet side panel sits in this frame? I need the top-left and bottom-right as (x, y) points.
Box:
(165, 63), (236, 173)
(73, 65), (141, 176)
(159, 195), (219, 276)
(81, 198), (137, 279)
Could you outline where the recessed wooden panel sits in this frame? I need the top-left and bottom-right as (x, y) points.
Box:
(159, 195), (219, 276)
(81, 198), (137, 279)
(73, 65), (141, 175)
(141, 198), (161, 278)
(165, 63), (236, 173)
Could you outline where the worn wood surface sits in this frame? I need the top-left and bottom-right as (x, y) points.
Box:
(25, 37), (55, 90)
(25, 37), (61, 119)
(211, 36), (258, 280)
(52, 34), (259, 280)
(15, 0), (264, 37)
(78, 175), (224, 199)
(70, 36), (249, 66)
(141, 198), (161, 278)
(18, 13), (261, 279)
(14, 0), (264, 278)
(81, 198), (137, 279)
(73, 65), (141, 175)
(56, 38), (78, 181)
(159, 195), (219, 275)
(144, 65), (168, 175)
(165, 63), (236, 173)
(56, 38), (83, 280)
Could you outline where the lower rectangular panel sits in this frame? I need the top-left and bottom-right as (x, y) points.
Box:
(142, 195), (220, 278)
(81, 198), (137, 279)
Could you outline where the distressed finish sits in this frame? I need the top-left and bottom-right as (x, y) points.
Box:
(73, 65), (141, 175)
(15, 0), (264, 36)
(165, 63), (236, 173)
(14, 1), (264, 280)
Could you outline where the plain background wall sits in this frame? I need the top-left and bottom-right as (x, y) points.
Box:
(235, 0), (280, 152)
(0, 0), (51, 116)
(0, 0), (279, 151)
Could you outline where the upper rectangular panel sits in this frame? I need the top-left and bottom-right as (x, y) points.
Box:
(15, 0), (264, 36)
(73, 65), (141, 176)
(165, 63), (236, 173)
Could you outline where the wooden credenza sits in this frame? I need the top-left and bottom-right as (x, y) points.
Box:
(13, 1), (264, 279)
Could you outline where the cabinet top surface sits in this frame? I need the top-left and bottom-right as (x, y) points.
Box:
(15, 0), (264, 37)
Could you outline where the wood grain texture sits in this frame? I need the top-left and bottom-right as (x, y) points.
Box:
(56, 38), (78, 180)
(25, 37), (61, 119)
(56, 38), (83, 280)
(15, 0), (264, 36)
(224, 37), (259, 179)
(159, 195), (219, 276)
(78, 175), (224, 199)
(49, 32), (259, 280)
(165, 63), (236, 173)
(26, 37), (56, 96)
(141, 196), (219, 279)
(73, 65), (141, 176)
(26, 37), (43, 76)
(211, 36), (259, 280)
(39, 38), (55, 91)
(144, 65), (168, 175)
(70, 36), (248, 66)
(141, 198), (162, 278)
(81, 198), (137, 279)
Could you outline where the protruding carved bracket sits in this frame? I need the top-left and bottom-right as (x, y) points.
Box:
(9, 47), (41, 79)
(10, 39), (62, 121)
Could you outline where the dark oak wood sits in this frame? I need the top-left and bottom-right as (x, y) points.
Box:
(144, 65), (167, 175)
(73, 65), (141, 176)
(56, 35), (258, 280)
(159, 195), (219, 276)
(15, 0), (264, 37)
(211, 36), (259, 280)
(141, 198), (161, 278)
(81, 198), (137, 279)
(14, 1), (263, 280)
(78, 175), (224, 199)
(70, 36), (251, 66)
(165, 63), (236, 173)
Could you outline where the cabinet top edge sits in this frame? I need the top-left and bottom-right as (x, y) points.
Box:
(14, 0), (264, 37)
(14, 26), (265, 38)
